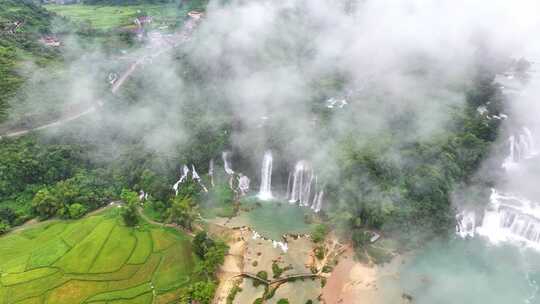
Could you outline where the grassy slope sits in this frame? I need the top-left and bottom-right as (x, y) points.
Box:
(45, 3), (181, 31)
(0, 208), (198, 304)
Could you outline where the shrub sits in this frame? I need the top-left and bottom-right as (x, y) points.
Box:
(311, 224), (328, 243)
(272, 262), (283, 278)
(253, 270), (268, 287)
(0, 220), (9, 234)
(314, 246), (325, 260)
(189, 281), (216, 304)
(226, 284), (242, 304)
(277, 299), (290, 304)
(120, 189), (139, 226)
(322, 265), (333, 273)
(68, 203), (87, 219)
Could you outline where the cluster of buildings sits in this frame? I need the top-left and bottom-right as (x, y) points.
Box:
(40, 36), (61, 47)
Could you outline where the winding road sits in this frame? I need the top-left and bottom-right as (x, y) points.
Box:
(0, 14), (201, 139)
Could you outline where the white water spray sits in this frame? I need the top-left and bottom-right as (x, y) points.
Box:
(288, 160), (324, 212)
(258, 151), (273, 200)
(503, 128), (537, 169)
(474, 189), (540, 250)
(192, 165), (208, 193)
(238, 174), (250, 196)
(209, 159), (215, 187)
(289, 161), (308, 203)
(173, 165), (190, 195)
(222, 151), (234, 175)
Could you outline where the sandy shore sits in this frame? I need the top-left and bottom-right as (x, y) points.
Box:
(212, 228), (247, 304)
(321, 247), (405, 304)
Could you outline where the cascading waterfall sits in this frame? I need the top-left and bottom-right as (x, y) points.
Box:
(238, 174), (250, 196)
(474, 189), (540, 249)
(209, 159), (215, 187)
(312, 190), (324, 213)
(288, 160), (324, 212)
(173, 165), (190, 195)
(457, 60), (540, 253)
(192, 165), (208, 193)
(222, 151), (234, 175)
(503, 127), (537, 169)
(258, 151), (273, 200)
(289, 161), (307, 203)
(456, 211), (476, 238)
(138, 190), (148, 201)
(222, 151), (237, 192)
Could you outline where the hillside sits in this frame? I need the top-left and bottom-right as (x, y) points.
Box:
(0, 0), (57, 123)
(0, 208), (199, 303)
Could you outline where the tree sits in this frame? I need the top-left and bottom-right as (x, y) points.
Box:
(193, 231), (215, 258)
(196, 241), (228, 279)
(189, 281), (216, 304)
(31, 188), (59, 219)
(0, 220), (9, 234)
(120, 189), (139, 226)
(277, 299), (290, 304)
(311, 224), (328, 243)
(168, 195), (198, 230)
(68, 203), (87, 219)
(0, 207), (16, 225)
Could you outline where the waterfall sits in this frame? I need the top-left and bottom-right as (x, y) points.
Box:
(258, 151), (273, 200)
(289, 161), (307, 203)
(456, 211), (476, 238)
(301, 173), (314, 206)
(138, 190), (148, 201)
(209, 159), (215, 187)
(173, 165), (190, 195)
(286, 172), (293, 198)
(312, 190), (324, 213)
(473, 189), (540, 249)
(192, 165), (208, 193)
(503, 128), (537, 169)
(222, 151), (234, 175)
(287, 160), (324, 212)
(238, 174), (250, 196)
(469, 60), (540, 252)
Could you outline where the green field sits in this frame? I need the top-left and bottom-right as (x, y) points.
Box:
(45, 4), (182, 30)
(0, 208), (198, 304)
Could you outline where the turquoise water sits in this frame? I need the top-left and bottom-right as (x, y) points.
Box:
(395, 238), (540, 304)
(238, 198), (313, 240)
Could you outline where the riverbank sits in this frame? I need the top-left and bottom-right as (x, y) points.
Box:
(321, 246), (406, 304)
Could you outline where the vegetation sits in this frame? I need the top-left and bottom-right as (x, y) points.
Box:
(253, 270), (268, 287)
(226, 281), (242, 304)
(120, 189), (139, 226)
(0, 208), (199, 303)
(322, 57), (504, 252)
(187, 280), (217, 304)
(0, 0), (57, 123)
(311, 223), (329, 243)
(272, 262), (292, 279)
(45, 3), (181, 31)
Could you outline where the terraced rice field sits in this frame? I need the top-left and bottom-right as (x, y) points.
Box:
(0, 209), (198, 304)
